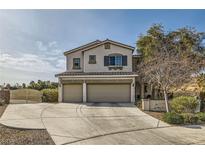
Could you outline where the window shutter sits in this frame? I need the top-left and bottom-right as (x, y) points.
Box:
(122, 56), (127, 66)
(104, 56), (109, 66)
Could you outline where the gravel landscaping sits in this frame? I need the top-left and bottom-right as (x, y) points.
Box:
(0, 105), (54, 145)
(144, 111), (165, 121)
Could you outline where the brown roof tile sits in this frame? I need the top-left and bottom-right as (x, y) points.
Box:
(63, 39), (135, 55)
(64, 40), (102, 55)
(55, 72), (138, 77)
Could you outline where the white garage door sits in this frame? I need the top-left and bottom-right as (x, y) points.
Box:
(87, 83), (131, 103)
(63, 84), (83, 102)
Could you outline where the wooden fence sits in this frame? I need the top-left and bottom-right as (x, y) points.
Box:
(10, 89), (42, 104)
(0, 89), (10, 104)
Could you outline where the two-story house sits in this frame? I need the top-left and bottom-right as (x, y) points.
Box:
(55, 39), (154, 104)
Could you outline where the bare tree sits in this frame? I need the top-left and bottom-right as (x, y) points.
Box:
(136, 24), (205, 112)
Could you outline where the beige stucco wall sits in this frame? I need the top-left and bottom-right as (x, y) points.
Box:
(142, 99), (167, 112)
(66, 50), (83, 72)
(65, 44), (133, 72)
(84, 44), (132, 72)
(142, 99), (200, 113)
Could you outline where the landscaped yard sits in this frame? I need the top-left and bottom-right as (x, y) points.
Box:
(144, 111), (165, 121)
(0, 104), (54, 145)
(141, 95), (205, 125)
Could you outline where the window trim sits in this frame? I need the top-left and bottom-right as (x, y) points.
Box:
(108, 55), (122, 67)
(88, 55), (96, 64)
(73, 58), (81, 69)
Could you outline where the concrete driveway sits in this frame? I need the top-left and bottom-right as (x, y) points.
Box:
(1, 103), (205, 145)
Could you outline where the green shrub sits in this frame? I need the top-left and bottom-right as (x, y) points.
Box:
(181, 113), (198, 124)
(170, 96), (198, 113)
(41, 89), (58, 103)
(163, 112), (184, 124)
(196, 112), (205, 121)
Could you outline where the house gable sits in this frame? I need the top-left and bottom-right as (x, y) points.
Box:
(64, 39), (134, 55)
(84, 43), (133, 72)
(64, 40), (101, 55)
(64, 39), (134, 73)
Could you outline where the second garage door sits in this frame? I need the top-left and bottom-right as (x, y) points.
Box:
(63, 84), (82, 102)
(87, 83), (131, 103)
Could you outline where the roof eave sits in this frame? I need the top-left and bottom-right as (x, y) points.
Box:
(63, 39), (135, 56)
(56, 74), (139, 78)
(64, 40), (101, 55)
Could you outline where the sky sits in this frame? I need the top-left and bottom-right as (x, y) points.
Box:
(0, 9), (205, 85)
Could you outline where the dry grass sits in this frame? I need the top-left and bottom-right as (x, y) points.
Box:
(10, 89), (42, 102)
(138, 104), (165, 121)
(174, 79), (202, 94)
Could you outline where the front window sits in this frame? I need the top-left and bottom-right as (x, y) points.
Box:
(109, 55), (122, 66)
(73, 58), (80, 69)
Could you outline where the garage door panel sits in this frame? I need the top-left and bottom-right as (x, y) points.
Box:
(63, 84), (82, 102)
(87, 84), (130, 103)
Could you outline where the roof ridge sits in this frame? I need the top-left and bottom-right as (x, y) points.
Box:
(64, 39), (135, 55)
(103, 39), (134, 49)
(64, 40), (101, 55)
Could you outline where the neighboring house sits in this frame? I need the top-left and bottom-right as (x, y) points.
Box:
(55, 39), (156, 103)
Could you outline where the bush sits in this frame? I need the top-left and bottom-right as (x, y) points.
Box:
(181, 113), (198, 124)
(163, 112), (184, 124)
(199, 91), (205, 111)
(196, 112), (205, 121)
(41, 89), (58, 103)
(170, 96), (198, 113)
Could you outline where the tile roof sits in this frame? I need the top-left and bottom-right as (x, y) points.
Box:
(64, 40), (102, 55)
(64, 39), (135, 55)
(55, 71), (138, 77)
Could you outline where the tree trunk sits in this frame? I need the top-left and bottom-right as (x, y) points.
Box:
(163, 89), (169, 112)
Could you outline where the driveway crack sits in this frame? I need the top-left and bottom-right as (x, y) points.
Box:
(40, 104), (81, 142)
(77, 104), (105, 135)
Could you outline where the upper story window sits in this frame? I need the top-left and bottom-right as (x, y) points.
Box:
(73, 58), (80, 69)
(104, 54), (127, 68)
(89, 55), (96, 64)
(109, 55), (122, 66)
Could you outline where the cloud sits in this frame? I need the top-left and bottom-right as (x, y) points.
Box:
(0, 67), (57, 85)
(56, 59), (65, 69)
(45, 49), (63, 57)
(36, 40), (64, 57)
(48, 41), (57, 48)
(0, 52), (64, 73)
(36, 41), (47, 51)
